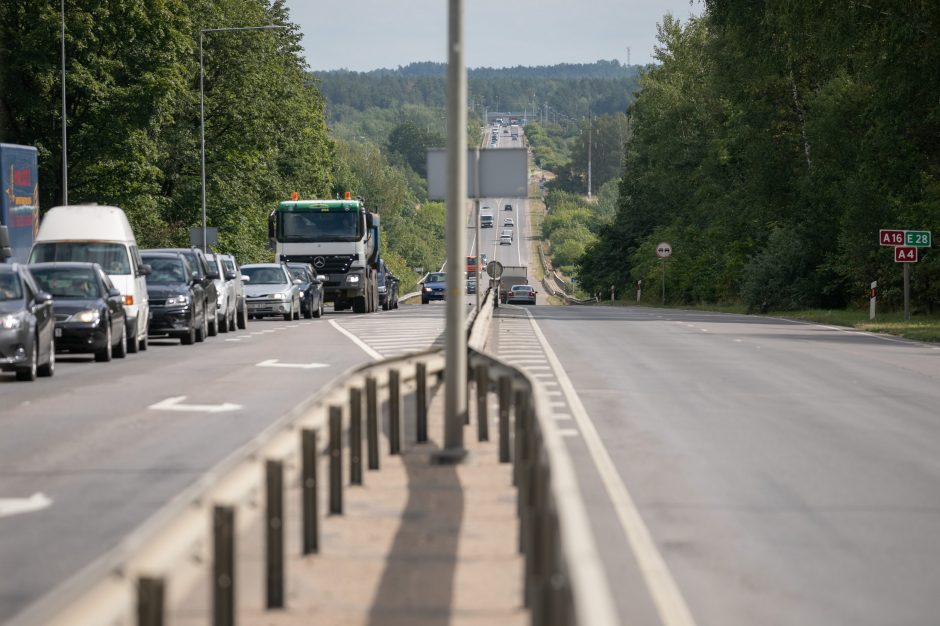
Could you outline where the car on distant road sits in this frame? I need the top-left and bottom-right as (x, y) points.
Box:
(507, 284), (537, 305)
(287, 262), (324, 319)
(206, 253), (237, 332)
(377, 260), (399, 310)
(241, 263), (302, 320)
(30, 262), (128, 361)
(140, 251), (207, 345)
(218, 254), (248, 329)
(0, 263), (55, 380)
(500, 229), (513, 245)
(420, 271), (447, 304)
(504, 204), (513, 211)
(466, 274), (477, 294)
(504, 217), (514, 227)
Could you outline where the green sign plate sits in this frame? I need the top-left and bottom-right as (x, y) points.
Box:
(905, 231), (932, 247)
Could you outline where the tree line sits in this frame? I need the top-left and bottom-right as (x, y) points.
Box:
(579, 3), (940, 313)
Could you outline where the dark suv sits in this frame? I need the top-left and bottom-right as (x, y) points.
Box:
(141, 251), (208, 344)
(145, 248), (220, 336)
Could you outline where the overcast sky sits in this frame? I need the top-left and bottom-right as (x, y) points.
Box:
(283, 0), (702, 72)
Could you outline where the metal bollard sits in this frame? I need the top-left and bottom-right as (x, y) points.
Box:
(350, 388), (363, 485)
(366, 377), (379, 470)
(476, 363), (489, 442)
(213, 505), (235, 626)
(301, 429), (318, 554)
(266, 459), (284, 609)
(498, 375), (512, 463)
(137, 576), (165, 626)
(329, 406), (343, 515)
(389, 369), (401, 454)
(416, 362), (428, 443)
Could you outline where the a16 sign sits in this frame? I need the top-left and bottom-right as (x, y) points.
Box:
(879, 229), (905, 246)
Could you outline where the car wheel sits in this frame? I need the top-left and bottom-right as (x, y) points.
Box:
(219, 308), (229, 333)
(208, 307), (218, 337)
(16, 336), (39, 381)
(181, 312), (196, 345)
(126, 319), (139, 354)
(38, 335), (55, 377)
(139, 332), (148, 351)
(237, 302), (247, 329)
(196, 311), (207, 343)
(228, 308), (236, 332)
(303, 296), (313, 319)
(114, 322), (128, 358)
(95, 324), (113, 362)
(293, 299), (301, 320)
(313, 299), (322, 318)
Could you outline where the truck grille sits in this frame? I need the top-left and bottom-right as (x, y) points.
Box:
(280, 254), (357, 275)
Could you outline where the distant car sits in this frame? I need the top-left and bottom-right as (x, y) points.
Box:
(205, 253), (237, 333)
(0, 263), (55, 380)
(218, 254), (248, 329)
(507, 284), (537, 305)
(504, 204), (513, 211)
(503, 128), (509, 134)
(287, 262), (324, 319)
(377, 261), (399, 311)
(499, 229), (513, 245)
(140, 251), (207, 345)
(504, 217), (515, 227)
(241, 263), (301, 320)
(147, 248), (220, 337)
(421, 272), (447, 304)
(466, 275), (477, 294)
(30, 262), (128, 361)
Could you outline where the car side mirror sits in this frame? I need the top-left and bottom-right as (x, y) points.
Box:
(139, 264), (152, 276)
(292, 278), (302, 285)
(190, 270), (200, 284)
(108, 287), (121, 298)
(224, 271), (237, 280)
(34, 291), (53, 304)
(206, 269), (220, 280)
(240, 274), (250, 283)
(316, 275), (327, 282)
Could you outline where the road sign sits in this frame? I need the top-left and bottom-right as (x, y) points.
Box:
(879, 229), (905, 246)
(895, 247), (918, 263)
(656, 242), (672, 258)
(905, 230), (932, 247)
(486, 260), (504, 278)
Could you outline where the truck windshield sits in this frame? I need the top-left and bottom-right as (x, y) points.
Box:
(278, 210), (362, 243)
(30, 242), (131, 275)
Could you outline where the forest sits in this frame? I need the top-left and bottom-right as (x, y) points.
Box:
(580, 2), (940, 313)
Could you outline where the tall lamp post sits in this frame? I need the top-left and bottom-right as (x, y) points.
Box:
(60, 0), (68, 205)
(199, 24), (286, 252)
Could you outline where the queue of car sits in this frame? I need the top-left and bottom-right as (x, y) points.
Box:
(0, 203), (332, 382)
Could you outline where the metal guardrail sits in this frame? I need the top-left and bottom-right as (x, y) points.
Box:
(8, 285), (616, 626)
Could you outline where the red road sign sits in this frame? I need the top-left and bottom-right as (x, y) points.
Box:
(880, 229), (905, 246)
(895, 247), (918, 263)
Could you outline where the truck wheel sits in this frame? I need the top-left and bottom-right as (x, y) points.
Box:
(353, 296), (367, 314)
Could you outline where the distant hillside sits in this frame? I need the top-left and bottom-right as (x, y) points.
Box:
(312, 60), (642, 122)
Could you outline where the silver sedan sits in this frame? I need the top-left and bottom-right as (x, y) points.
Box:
(507, 284), (537, 305)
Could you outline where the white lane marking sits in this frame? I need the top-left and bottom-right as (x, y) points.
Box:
(734, 339), (743, 343)
(224, 338), (242, 342)
(148, 396), (243, 413)
(701, 329), (709, 333)
(554, 414), (573, 421)
(557, 428), (580, 437)
(524, 308), (698, 626)
(328, 319), (382, 361)
(0, 493), (53, 519)
(256, 359), (329, 370)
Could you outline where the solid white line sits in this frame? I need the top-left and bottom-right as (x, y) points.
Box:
(328, 319), (382, 361)
(524, 308), (697, 626)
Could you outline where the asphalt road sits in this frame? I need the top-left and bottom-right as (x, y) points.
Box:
(494, 303), (940, 625)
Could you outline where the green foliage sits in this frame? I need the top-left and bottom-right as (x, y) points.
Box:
(386, 122), (445, 178)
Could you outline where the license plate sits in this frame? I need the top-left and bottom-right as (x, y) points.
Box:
(55, 328), (62, 338)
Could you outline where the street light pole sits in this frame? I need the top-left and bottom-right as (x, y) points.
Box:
(199, 24), (286, 252)
(60, 0), (68, 205)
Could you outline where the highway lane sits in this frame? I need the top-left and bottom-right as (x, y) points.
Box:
(0, 311), (395, 621)
(499, 304), (940, 625)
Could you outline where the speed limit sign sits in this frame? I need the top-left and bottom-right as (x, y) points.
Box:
(656, 242), (673, 258)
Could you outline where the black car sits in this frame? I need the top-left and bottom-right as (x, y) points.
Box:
(287, 262), (324, 319)
(29, 262), (128, 362)
(141, 251), (207, 345)
(0, 263), (55, 380)
(146, 248), (219, 337)
(377, 261), (399, 310)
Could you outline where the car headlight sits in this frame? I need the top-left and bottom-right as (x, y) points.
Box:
(166, 294), (190, 307)
(69, 309), (101, 324)
(423, 287), (432, 293)
(271, 292), (285, 300)
(346, 275), (360, 285)
(0, 314), (24, 330)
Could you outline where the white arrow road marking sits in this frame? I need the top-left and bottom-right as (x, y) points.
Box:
(0, 493), (52, 519)
(256, 359), (329, 370)
(148, 396), (243, 413)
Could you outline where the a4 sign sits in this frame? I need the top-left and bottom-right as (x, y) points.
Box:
(879, 229), (931, 263)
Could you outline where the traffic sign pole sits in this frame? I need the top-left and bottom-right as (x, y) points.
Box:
(904, 263), (911, 321)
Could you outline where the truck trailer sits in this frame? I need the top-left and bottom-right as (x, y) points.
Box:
(1, 144), (39, 263)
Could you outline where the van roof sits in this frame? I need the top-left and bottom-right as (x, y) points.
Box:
(35, 205), (137, 243)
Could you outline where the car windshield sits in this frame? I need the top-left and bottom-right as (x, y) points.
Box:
(30, 242), (130, 274)
(426, 273), (446, 283)
(242, 266), (287, 285)
(512, 285), (532, 292)
(31, 267), (101, 298)
(222, 259), (236, 274)
(145, 258), (189, 285)
(288, 267), (310, 282)
(0, 272), (23, 301)
(278, 210), (362, 243)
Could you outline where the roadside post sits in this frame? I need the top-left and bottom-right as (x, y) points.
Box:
(869, 281), (877, 321)
(880, 229), (931, 321)
(636, 279), (642, 303)
(656, 241), (672, 305)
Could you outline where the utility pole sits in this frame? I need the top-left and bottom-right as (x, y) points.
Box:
(587, 112), (592, 198)
(60, 0), (68, 205)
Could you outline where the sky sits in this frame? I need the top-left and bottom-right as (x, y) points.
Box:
(283, 0), (702, 72)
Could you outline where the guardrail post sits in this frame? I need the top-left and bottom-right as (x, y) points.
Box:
(525, 448), (546, 612)
(137, 576), (164, 626)
(498, 375), (511, 463)
(416, 362), (428, 443)
(266, 459), (284, 609)
(301, 429), (318, 554)
(514, 389), (529, 489)
(389, 369), (401, 454)
(475, 363), (489, 442)
(213, 505), (235, 626)
(329, 406), (343, 515)
(350, 388), (363, 485)
(366, 377), (379, 470)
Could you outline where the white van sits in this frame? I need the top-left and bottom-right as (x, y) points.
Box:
(29, 205), (151, 352)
